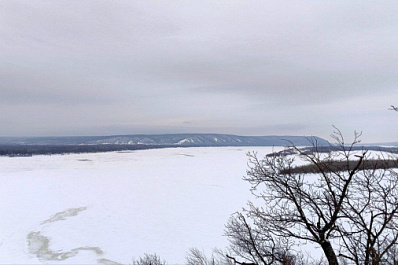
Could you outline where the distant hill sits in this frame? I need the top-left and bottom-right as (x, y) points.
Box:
(363, 142), (398, 147)
(0, 134), (330, 156)
(0, 134), (329, 147)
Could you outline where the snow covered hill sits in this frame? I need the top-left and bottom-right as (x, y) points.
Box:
(0, 133), (329, 147)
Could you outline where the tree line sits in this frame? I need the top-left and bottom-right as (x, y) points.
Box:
(0, 144), (173, 156)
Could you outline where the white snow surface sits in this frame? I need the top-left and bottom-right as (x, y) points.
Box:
(0, 146), (282, 264)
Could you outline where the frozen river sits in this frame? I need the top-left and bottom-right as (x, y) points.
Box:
(0, 146), (281, 264)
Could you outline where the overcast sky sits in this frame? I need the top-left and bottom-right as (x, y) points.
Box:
(1, 1), (397, 142)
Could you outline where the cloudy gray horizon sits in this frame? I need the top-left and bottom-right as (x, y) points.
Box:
(1, 1), (397, 143)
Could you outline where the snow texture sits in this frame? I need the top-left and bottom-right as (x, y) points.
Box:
(0, 146), (281, 264)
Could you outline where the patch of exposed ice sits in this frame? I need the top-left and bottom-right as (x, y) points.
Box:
(27, 231), (103, 261)
(41, 207), (87, 225)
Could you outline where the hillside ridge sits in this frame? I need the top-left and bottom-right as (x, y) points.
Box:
(0, 133), (329, 146)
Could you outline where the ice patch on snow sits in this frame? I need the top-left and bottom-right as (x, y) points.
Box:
(97, 258), (124, 265)
(41, 207), (87, 225)
(27, 231), (103, 261)
(27, 207), (122, 264)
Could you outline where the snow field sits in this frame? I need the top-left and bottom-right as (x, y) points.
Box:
(0, 146), (281, 264)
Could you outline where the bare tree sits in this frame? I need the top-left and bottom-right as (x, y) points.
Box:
(384, 247), (398, 265)
(225, 212), (295, 265)
(186, 248), (235, 265)
(225, 129), (398, 265)
(132, 253), (167, 265)
(336, 150), (398, 265)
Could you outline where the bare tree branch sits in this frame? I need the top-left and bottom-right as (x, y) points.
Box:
(389, 105), (398, 112)
(226, 130), (398, 265)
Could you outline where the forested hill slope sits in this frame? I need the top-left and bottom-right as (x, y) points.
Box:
(0, 134), (328, 147)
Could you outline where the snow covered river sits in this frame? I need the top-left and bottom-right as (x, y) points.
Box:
(0, 146), (281, 264)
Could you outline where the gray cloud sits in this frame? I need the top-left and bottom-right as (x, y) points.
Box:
(0, 1), (397, 142)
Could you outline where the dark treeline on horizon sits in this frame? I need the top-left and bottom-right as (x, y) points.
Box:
(0, 144), (172, 157)
(0, 143), (277, 157)
(268, 145), (398, 157)
(1, 143), (398, 158)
